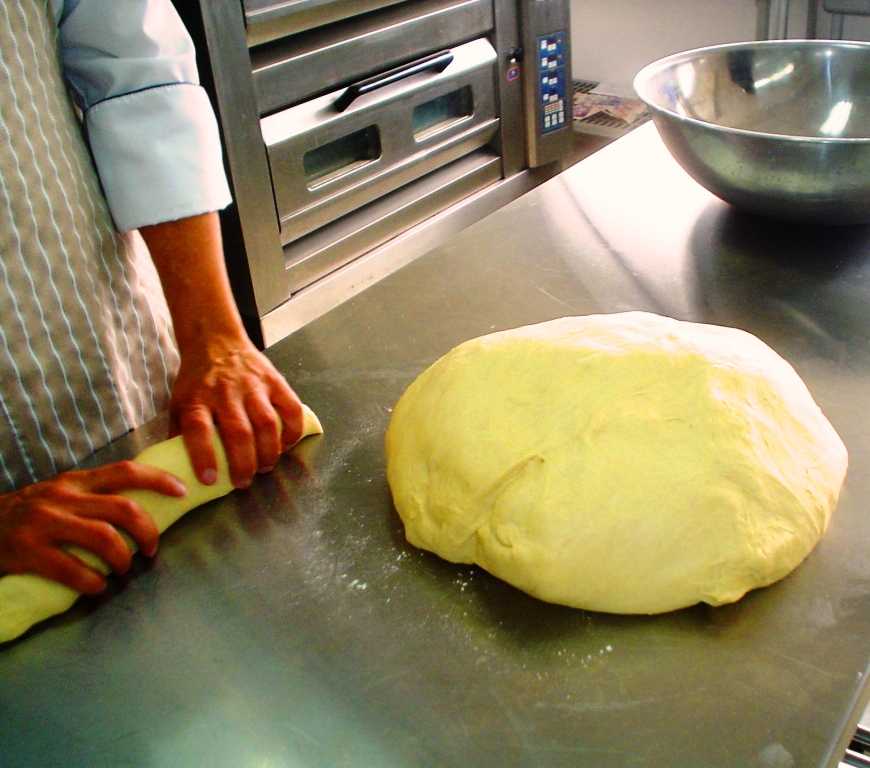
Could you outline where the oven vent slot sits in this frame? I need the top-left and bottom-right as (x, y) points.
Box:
(413, 86), (474, 141)
(304, 126), (382, 188)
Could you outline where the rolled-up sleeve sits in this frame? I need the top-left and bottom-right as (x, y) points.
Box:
(57, 0), (232, 231)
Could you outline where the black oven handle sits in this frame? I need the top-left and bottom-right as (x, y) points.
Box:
(333, 50), (454, 113)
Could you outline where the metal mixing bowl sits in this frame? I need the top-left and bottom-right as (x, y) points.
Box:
(633, 40), (870, 224)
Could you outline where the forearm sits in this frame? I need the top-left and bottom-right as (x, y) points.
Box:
(139, 211), (248, 359)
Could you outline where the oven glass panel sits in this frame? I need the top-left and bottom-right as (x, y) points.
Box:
(303, 125), (381, 188)
(412, 86), (474, 141)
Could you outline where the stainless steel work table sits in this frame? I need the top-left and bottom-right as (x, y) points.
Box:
(2, 123), (870, 767)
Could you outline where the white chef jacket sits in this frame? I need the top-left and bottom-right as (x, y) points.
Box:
(50, 0), (232, 230)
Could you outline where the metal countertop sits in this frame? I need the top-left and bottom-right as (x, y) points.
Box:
(2, 123), (870, 768)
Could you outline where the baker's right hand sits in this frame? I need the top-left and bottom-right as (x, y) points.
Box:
(0, 463), (187, 595)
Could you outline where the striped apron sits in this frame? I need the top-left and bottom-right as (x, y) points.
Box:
(0, 0), (180, 492)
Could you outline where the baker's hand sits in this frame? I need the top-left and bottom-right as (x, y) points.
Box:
(0, 463), (187, 594)
(169, 335), (304, 489)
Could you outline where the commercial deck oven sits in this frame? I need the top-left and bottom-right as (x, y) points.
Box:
(174, 0), (573, 345)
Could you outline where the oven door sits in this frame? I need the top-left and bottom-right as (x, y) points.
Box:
(261, 38), (498, 248)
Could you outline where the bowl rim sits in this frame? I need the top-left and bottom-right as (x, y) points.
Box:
(633, 39), (870, 144)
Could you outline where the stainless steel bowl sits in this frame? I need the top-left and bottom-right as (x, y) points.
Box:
(633, 40), (870, 224)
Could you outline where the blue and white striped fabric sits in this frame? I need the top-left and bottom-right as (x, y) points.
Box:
(0, 0), (185, 491)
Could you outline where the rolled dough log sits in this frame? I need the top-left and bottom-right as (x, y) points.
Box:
(385, 312), (848, 614)
(0, 404), (323, 643)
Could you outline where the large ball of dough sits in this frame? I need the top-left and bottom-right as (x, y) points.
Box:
(385, 312), (848, 614)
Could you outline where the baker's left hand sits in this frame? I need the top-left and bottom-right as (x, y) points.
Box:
(169, 335), (304, 489)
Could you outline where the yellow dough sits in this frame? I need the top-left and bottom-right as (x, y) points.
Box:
(0, 404), (323, 643)
(385, 313), (848, 614)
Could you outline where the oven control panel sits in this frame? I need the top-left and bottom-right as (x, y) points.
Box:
(538, 31), (567, 134)
(520, 0), (572, 167)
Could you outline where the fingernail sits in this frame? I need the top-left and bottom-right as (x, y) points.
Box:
(236, 477), (252, 489)
(257, 465), (275, 474)
(173, 480), (188, 496)
(201, 469), (217, 485)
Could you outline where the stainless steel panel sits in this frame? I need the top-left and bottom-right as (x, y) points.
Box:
(250, 0), (494, 115)
(262, 38), (499, 243)
(194, 0), (288, 318)
(281, 148), (502, 293)
(491, 0), (526, 176)
(244, 0), (411, 47)
(260, 162), (562, 345)
(4, 126), (870, 768)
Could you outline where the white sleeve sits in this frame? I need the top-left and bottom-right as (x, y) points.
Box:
(57, 0), (232, 231)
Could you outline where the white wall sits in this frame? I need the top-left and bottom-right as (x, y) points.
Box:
(570, 0), (870, 91)
(570, 0), (758, 88)
(812, 5), (870, 39)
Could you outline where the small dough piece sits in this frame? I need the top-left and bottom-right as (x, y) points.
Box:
(0, 404), (323, 643)
(385, 313), (848, 614)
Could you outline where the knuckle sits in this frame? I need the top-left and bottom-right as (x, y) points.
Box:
(178, 404), (213, 429)
(111, 460), (141, 481)
(223, 419), (254, 443)
(187, 403), (213, 422)
(9, 528), (39, 552)
(90, 521), (123, 549)
(251, 408), (280, 434)
(113, 496), (142, 520)
(22, 497), (52, 518)
(50, 471), (84, 494)
(24, 501), (65, 528)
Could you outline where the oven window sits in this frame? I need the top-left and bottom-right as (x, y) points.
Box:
(303, 125), (381, 188)
(413, 86), (474, 141)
